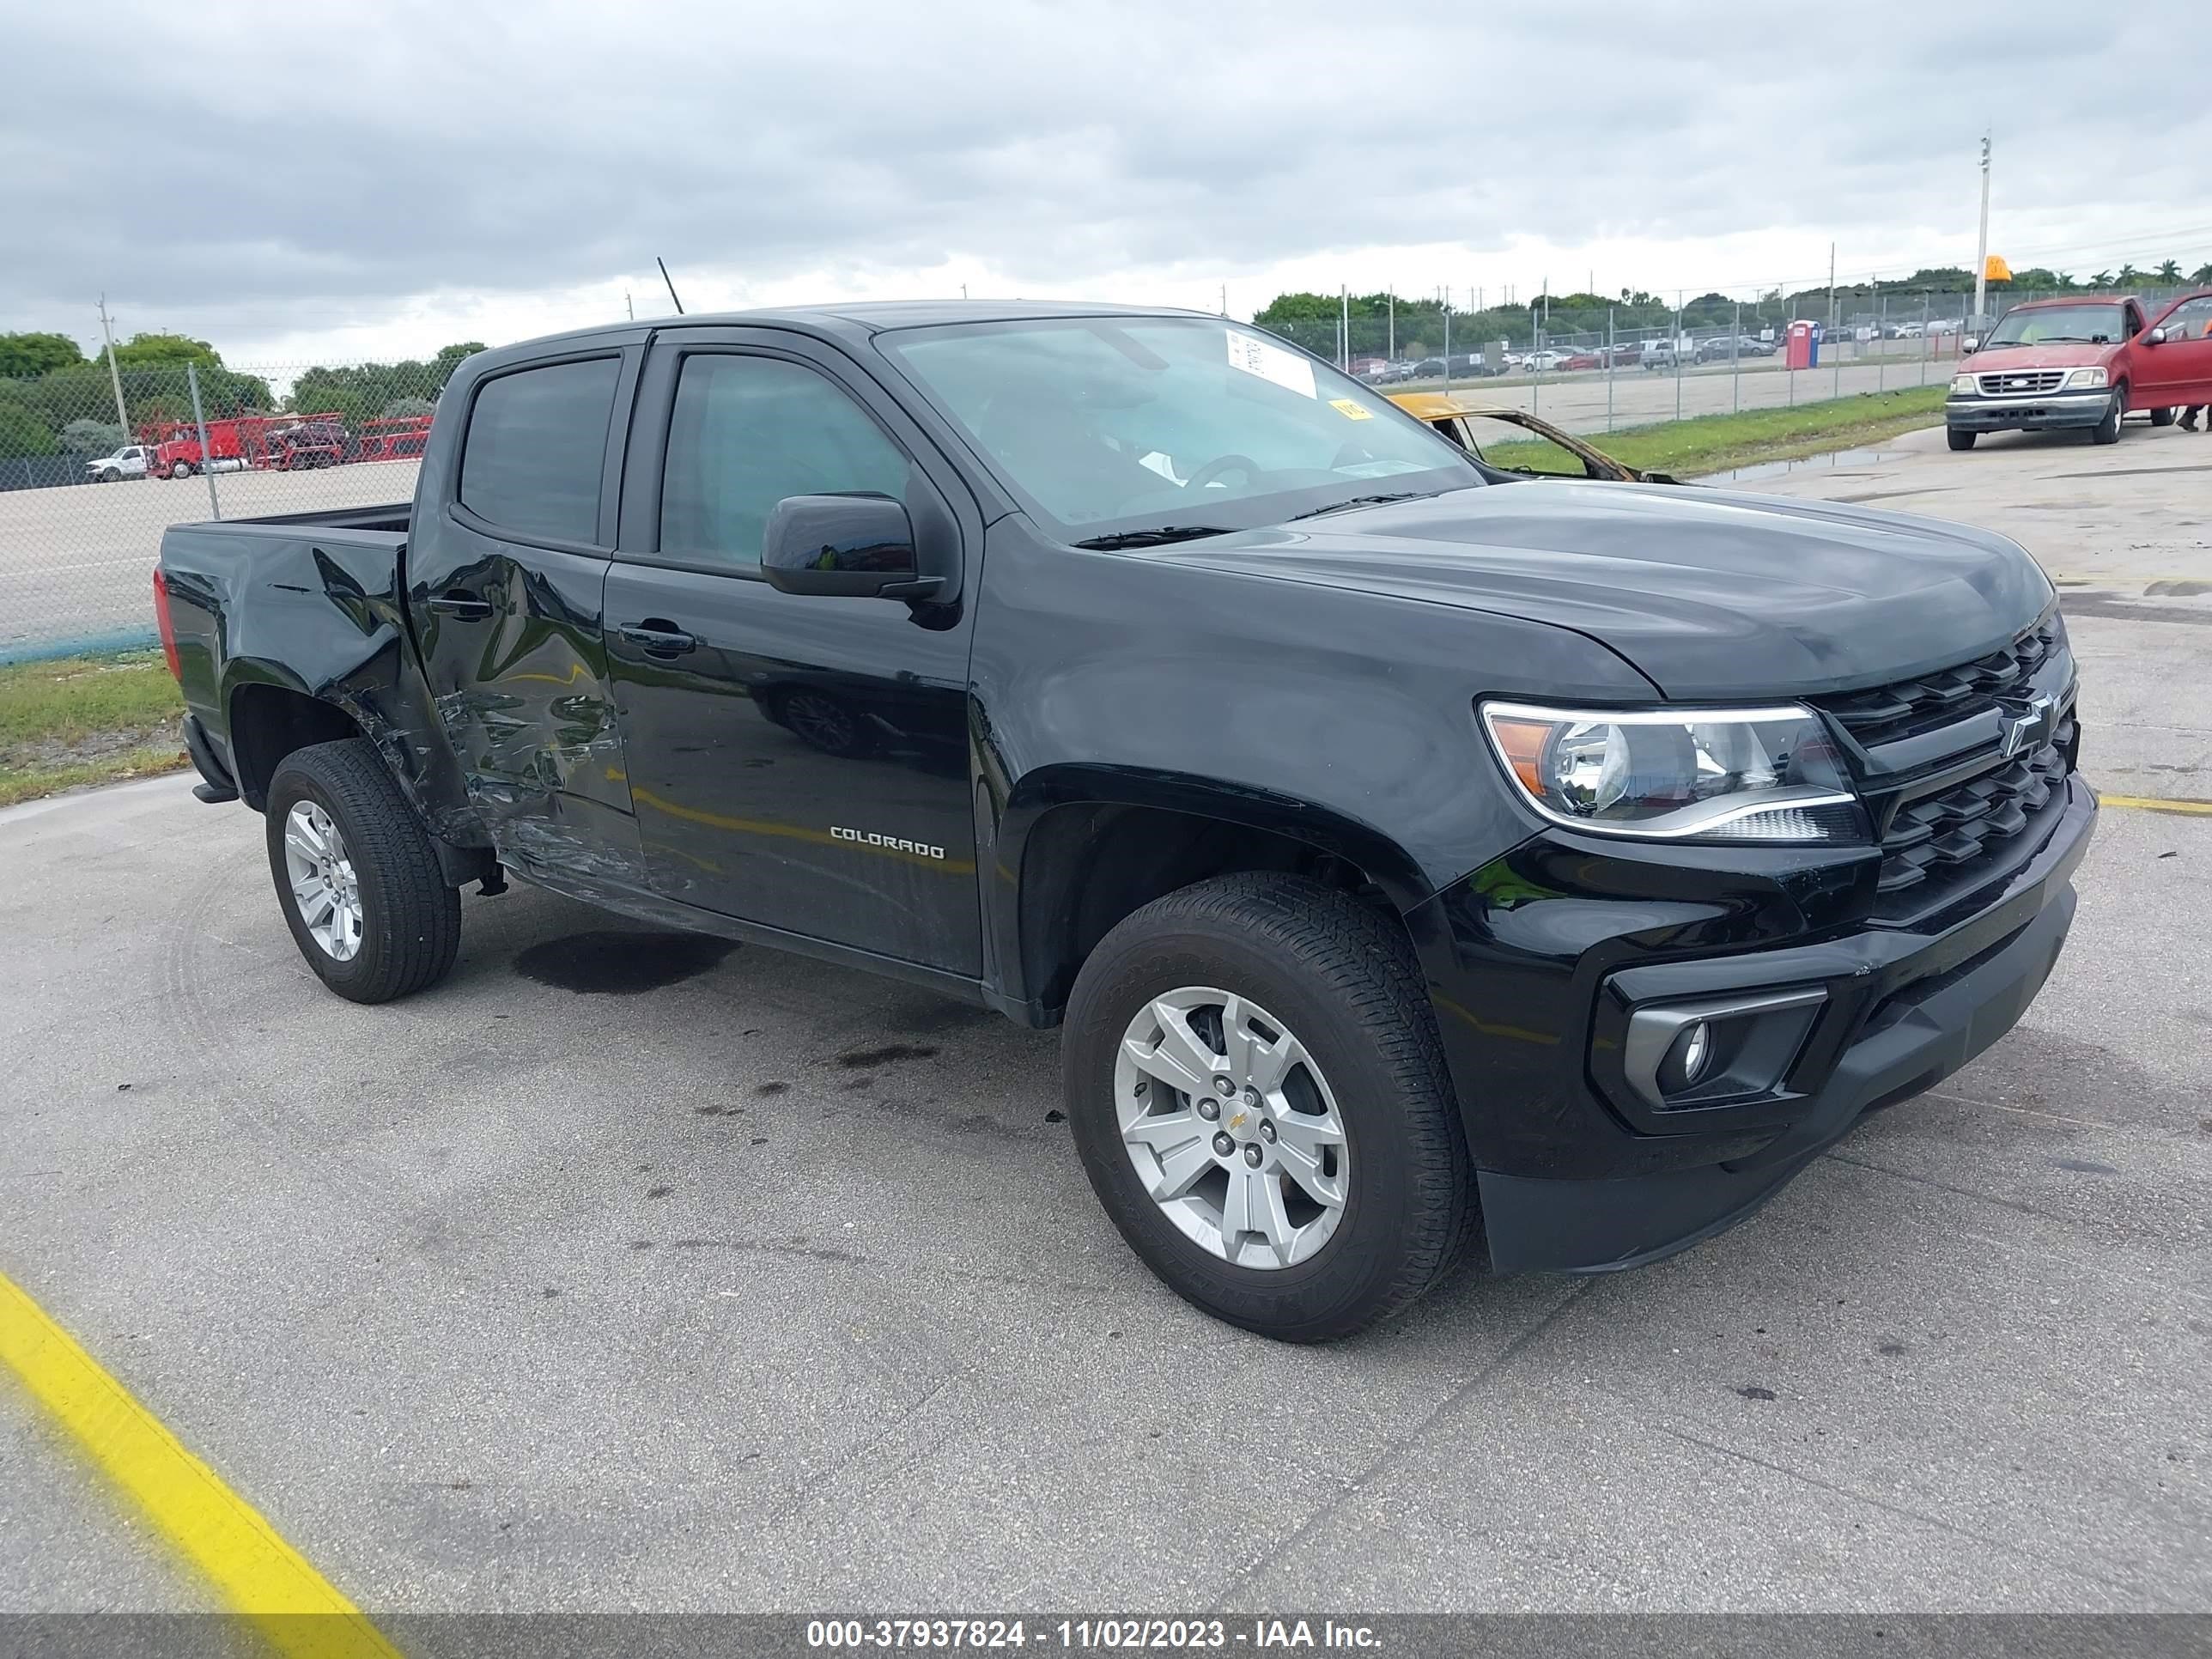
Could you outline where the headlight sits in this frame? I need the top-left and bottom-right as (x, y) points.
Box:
(1480, 702), (1865, 842)
(2064, 367), (2108, 389)
(1950, 374), (1978, 394)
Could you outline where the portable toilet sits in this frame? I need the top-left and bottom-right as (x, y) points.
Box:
(1785, 320), (1820, 369)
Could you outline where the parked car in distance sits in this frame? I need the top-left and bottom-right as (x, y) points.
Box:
(84, 445), (150, 483)
(1412, 357), (1446, 379)
(1945, 291), (2212, 449)
(1639, 340), (1678, 369)
(1522, 349), (1571, 373)
(1559, 352), (1601, 371)
(155, 301), (2093, 1343)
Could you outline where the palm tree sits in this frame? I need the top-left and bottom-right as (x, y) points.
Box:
(2192, 264), (2212, 284)
(2090, 270), (2114, 289)
(2055, 271), (2076, 289)
(2156, 260), (2182, 283)
(2116, 263), (2142, 287)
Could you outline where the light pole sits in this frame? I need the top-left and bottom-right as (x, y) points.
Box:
(1972, 130), (1992, 331)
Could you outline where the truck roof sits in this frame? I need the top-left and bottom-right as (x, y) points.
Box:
(476, 299), (1222, 367)
(2004, 294), (2131, 310)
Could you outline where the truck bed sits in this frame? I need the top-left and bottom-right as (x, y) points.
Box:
(156, 501), (462, 832)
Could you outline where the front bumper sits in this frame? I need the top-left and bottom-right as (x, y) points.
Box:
(1946, 390), (2110, 432)
(1406, 771), (2096, 1273)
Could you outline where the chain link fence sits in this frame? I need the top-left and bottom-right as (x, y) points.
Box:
(1, 356), (459, 659)
(3, 283), (2203, 659)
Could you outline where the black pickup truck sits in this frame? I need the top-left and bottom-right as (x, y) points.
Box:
(155, 302), (2093, 1341)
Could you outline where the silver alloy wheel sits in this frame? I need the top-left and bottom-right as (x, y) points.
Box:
(1114, 985), (1349, 1269)
(282, 799), (363, 962)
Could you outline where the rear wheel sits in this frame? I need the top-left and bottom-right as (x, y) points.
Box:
(264, 738), (460, 1004)
(171, 459), (194, 478)
(2091, 386), (2124, 445)
(1062, 873), (1476, 1342)
(1947, 428), (1977, 451)
(2149, 405), (2176, 428)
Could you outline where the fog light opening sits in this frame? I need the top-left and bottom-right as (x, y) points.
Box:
(1660, 1020), (1714, 1094)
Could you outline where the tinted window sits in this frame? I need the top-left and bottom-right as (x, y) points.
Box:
(659, 355), (910, 571)
(459, 357), (620, 544)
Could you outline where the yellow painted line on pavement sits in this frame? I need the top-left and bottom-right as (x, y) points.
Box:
(0, 1268), (401, 1659)
(2099, 793), (2212, 817)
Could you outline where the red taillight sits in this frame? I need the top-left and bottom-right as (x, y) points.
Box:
(152, 568), (182, 683)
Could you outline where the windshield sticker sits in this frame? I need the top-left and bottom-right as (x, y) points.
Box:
(1224, 330), (1316, 398)
(1328, 398), (1374, 420)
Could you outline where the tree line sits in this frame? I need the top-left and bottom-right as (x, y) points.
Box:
(0, 331), (484, 461)
(1255, 260), (2212, 358)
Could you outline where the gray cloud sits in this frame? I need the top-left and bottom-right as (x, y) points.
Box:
(8, 0), (2209, 352)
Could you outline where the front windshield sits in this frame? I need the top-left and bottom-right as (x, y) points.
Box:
(1984, 303), (2129, 346)
(878, 316), (1482, 540)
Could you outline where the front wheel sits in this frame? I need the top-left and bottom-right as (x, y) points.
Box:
(2092, 386), (2124, 445)
(1062, 873), (1476, 1342)
(264, 738), (461, 1004)
(1947, 428), (1977, 451)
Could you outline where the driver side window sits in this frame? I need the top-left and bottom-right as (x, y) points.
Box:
(2162, 297), (2212, 338)
(659, 355), (911, 572)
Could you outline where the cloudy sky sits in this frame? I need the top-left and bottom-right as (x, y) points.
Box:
(9, 1), (2210, 368)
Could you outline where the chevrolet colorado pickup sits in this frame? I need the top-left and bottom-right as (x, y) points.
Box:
(155, 302), (2093, 1341)
(1945, 289), (2212, 448)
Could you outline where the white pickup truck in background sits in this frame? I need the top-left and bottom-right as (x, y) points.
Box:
(84, 445), (151, 483)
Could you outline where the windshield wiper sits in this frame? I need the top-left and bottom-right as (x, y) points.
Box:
(1286, 490), (1438, 521)
(1071, 526), (1234, 550)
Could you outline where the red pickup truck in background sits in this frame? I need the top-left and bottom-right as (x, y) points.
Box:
(1944, 290), (2212, 449)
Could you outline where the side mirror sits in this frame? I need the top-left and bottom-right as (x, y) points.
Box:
(762, 494), (940, 600)
(1961, 338), (1978, 354)
(2144, 326), (2167, 346)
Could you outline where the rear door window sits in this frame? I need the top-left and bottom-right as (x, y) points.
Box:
(459, 357), (621, 544)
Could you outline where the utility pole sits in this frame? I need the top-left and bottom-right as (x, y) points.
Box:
(97, 295), (130, 435)
(1827, 244), (1837, 333)
(625, 291), (634, 321)
(1972, 129), (1992, 329)
(1340, 284), (1349, 370)
(1388, 290), (1395, 361)
(1219, 283), (1226, 317)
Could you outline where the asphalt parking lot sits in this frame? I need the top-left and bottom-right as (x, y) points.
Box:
(3, 421), (2209, 1621)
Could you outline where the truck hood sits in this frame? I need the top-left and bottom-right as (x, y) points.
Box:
(1961, 342), (2117, 372)
(1151, 483), (2053, 700)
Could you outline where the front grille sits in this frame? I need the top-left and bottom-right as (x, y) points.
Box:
(1871, 720), (2073, 917)
(1978, 369), (2067, 396)
(1814, 615), (2062, 750)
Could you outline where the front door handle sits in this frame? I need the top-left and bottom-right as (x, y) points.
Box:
(425, 589), (494, 622)
(618, 621), (697, 657)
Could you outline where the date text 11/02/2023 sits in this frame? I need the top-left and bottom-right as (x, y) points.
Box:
(804, 1619), (1382, 1650)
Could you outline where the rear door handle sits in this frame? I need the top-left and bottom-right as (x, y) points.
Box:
(618, 621), (697, 656)
(425, 589), (493, 622)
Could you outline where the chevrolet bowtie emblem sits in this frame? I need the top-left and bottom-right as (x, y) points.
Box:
(1228, 1110), (1248, 1132)
(2000, 692), (2057, 760)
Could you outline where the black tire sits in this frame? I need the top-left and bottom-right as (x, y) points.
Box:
(2092, 386), (2124, 445)
(1947, 428), (1977, 451)
(2149, 405), (2175, 428)
(264, 738), (461, 1004)
(172, 459), (194, 478)
(1062, 873), (1477, 1342)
